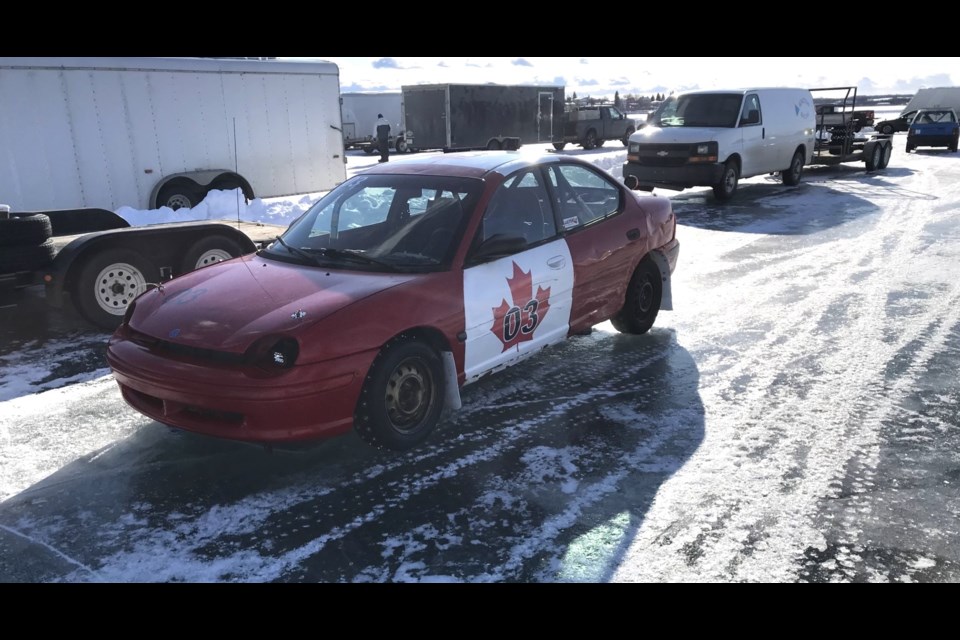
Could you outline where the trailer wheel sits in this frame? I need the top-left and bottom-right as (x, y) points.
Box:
(865, 144), (882, 171)
(878, 142), (892, 169)
(553, 142), (567, 151)
(363, 145), (376, 155)
(486, 139), (502, 150)
(0, 213), (53, 248)
(395, 137), (409, 153)
(180, 235), (244, 273)
(156, 182), (201, 211)
(75, 248), (160, 331)
(0, 238), (56, 272)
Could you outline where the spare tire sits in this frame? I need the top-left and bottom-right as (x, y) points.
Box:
(0, 237), (57, 272)
(0, 213), (53, 247)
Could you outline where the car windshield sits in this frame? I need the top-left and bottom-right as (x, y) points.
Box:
(654, 93), (744, 128)
(262, 173), (482, 272)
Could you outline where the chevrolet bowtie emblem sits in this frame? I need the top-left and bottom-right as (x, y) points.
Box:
(657, 150), (669, 156)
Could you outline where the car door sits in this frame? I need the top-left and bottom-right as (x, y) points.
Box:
(462, 167), (574, 383)
(546, 162), (638, 331)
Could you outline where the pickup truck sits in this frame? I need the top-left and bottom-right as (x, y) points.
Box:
(815, 103), (875, 132)
(554, 105), (641, 150)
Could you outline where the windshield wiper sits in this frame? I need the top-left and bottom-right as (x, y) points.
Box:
(271, 235), (323, 266)
(303, 247), (393, 270)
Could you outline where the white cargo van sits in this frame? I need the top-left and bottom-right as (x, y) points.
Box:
(622, 88), (816, 201)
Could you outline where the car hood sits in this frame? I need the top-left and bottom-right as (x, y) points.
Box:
(128, 253), (417, 351)
(631, 126), (722, 144)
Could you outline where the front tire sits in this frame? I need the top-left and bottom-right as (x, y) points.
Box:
(781, 149), (804, 186)
(610, 259), (663, 335)
(355, 337), (446, 451)
(712, 160), (739, 201)
(880, 124), (894, 135)
(74, 248), (160, 331)
(622, 126), (635, 146)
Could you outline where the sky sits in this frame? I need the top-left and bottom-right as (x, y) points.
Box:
(285, 57), (960, 100)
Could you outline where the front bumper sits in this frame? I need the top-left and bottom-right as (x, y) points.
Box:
(623, 161), (725, 191)
(106, 333), (377, 443)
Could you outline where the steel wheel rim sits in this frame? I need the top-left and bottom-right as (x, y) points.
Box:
(724, 168), (736, 192)
(93, 262), (148, 315)
(384, 357), (434, 432)
(637, 276), (655, 314)
(165, 194), (191, 210)
(195, 249), (233, 268)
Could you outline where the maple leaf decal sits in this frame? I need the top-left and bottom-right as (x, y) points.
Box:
(490, 261), (551, 352)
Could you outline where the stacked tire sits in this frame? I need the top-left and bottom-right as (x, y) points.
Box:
(0, 208), (56, 274)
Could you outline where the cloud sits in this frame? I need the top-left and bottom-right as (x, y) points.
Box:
(893, 73), (954, 92)
(438, 61), (448, 67)
(579, 59), (588, 64)
(575, 78), (599, 86)
(512, 58), (533, 67)
(610, 77), (632, 86)
(342, 82), (396, 93)
(372, 58), (400, 69)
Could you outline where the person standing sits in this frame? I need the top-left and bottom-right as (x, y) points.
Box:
(374, 113), (391, 163)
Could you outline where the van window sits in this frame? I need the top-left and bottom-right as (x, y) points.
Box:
(654, 93), (743, 128)
(740, 94), (762, 126)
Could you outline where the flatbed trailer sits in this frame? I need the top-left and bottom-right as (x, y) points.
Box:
(810, 87), (893, 171)
(0, 207), (287, 330)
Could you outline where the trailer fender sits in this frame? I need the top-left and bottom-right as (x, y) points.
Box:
(150, 170), (254, 211)
(45, 223), (256, 309)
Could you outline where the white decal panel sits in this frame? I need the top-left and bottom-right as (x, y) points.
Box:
(463, 239), (574, 383)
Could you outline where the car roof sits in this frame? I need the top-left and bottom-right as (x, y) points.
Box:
(356, 150), (590, 179)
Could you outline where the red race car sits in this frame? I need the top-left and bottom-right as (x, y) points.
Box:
(107, 151), (679, 450)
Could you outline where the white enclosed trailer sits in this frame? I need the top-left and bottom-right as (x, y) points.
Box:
(0, 56), (346, 211)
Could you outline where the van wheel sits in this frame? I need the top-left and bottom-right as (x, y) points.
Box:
(355, 336), (445, 451)
(74, 248), (160, 331)
(781, 149), (804, 186)
(712, 161), (739, 201)
(610, 259), (662, 335)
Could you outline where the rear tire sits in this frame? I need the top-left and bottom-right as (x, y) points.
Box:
(355, 337), (445, 451)
(582, 129), (598, 150)
(74, 248), (160, 331)
(781, 149), (804, 186)
(878, 142), (892, 169)
(553, 142), (567, 151)
(611, 259), (663, 335)
(622, 126), (635, 146)
(486, 139), (502, 150)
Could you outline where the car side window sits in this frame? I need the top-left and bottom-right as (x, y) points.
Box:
(471, 169), (557, 255)
(547, 164), (621, 231)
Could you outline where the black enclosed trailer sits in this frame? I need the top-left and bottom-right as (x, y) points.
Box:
(399, 83), (565, 152)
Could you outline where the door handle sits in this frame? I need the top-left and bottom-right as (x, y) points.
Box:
(547, 256), (566, 269)
(626, 228), (641, 241)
